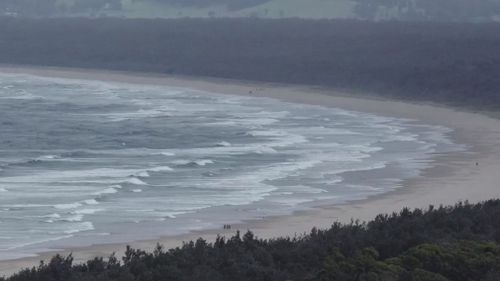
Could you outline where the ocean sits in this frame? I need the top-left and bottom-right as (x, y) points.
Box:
(0, 72), (462, 259)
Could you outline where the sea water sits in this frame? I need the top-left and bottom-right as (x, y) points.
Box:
(0, 73), (462, 259)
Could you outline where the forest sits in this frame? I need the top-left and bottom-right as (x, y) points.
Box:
(0, 0), (270, 16)
(3, 0), (500, 20)
(353, 0), (500, 21)
(1, 18), (500, 111)
(2, 16), (500, 281)
(150, 0), (271, 10)
(0, 0), (123, 16)
(2, 200), (500, 281)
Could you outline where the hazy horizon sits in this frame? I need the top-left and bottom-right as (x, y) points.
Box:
(1, 1), (500, 279)
(2, 0), (500, 22)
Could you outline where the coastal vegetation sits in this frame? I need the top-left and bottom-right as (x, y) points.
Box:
(3, 200), (500, 280)
(353, 0), (500, 21)
(2, 4), (500, 281)
(3, 0), (500, 21)
(1, 18), (500, 110)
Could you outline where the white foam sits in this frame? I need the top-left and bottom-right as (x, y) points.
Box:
(195, 159), (214, 166)
(54, 203), (82, 210)
(41, 213), (61, 219)
(247, 130), (308, 148)
(216, 141), (231, 147)
(155, 211), (188, 219)
(106, 108), (172, 122)
(390, 134), (418, 142)
(277, 185), (328, 194)
(125, 177), (148, 185)
(209, 118), (279, 127)
(326, 161), (388, 176)
(172, 159), (191, 165)
(4, 235), (74, 252)
(62, 214), (84, 222)
(136, 171), (150, 177)
(292, 127), (361, 136)
(93, 187), (118, 195)
(72, 208), (104, 215)
(0, 188), (7, 192)
(0, 92), (41, 100)
(254, 147), (278, 154)
(346, 184), (382, 192)
(0, 168), (151, 184)
(148, 166), (174, 172)
(176, 158), (324, 207)
(247, 130), (288, 138)
(63, 222), (94, 234)
(271, 198), (315, 206)
(172, 159), (213, 166)
(0, 73), (464, 257)
(83, 199), (99, 205)
(35, 155), (60, 161)
(4, 204), (49, 208)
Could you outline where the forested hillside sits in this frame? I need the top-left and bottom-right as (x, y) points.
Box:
(353, 0), (500, 22)
(1, 18), (500, 110)
(0, 0), (354, 19)
(3, 200), (500, 281)
(150, 0), (271, 10)
(3, 0), (500, 21)
(0, 0), (272, 17)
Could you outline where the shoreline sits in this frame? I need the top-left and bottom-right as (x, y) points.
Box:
(1, 65), (500, 276)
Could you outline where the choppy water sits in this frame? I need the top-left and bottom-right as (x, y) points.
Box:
(0, 73), (461, 259)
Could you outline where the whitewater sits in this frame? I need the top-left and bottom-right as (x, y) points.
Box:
(0, 73), (462, 259)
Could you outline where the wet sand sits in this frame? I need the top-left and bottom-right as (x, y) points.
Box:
(1, 65), (500, 276)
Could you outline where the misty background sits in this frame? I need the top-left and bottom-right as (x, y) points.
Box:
(1, 1), (500, 111)
(2, 0), (500, 22)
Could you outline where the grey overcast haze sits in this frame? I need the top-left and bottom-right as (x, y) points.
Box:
(2, 0), (500, 21)
(2, 0), (500, 280)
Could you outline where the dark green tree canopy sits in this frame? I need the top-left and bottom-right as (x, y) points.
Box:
(3, 200), (500, 281)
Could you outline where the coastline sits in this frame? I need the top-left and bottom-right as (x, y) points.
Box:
(1, 65), (500, 276)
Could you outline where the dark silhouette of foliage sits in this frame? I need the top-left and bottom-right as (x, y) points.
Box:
(151, 0), (271, 10)
(353, 0), (500, 22)
(0, 0), (271, 17)
(0, 0), (123, 16)
(2, 200), (500, 280)
(1, 18), (500, 111)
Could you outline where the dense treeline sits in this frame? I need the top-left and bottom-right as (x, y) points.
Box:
(150, 0), (271, 10)
(1, 18), (500, 110)
(3, 200), (500, 280)
(5, 0), (500, 21)
(0, 0), (269, 16)
(0, 0), (58, 16)
(0, 0), (123, 16)
(353, 0), (500, 22)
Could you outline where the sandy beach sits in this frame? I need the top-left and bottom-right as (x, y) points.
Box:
(1, 65), (500, 277)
